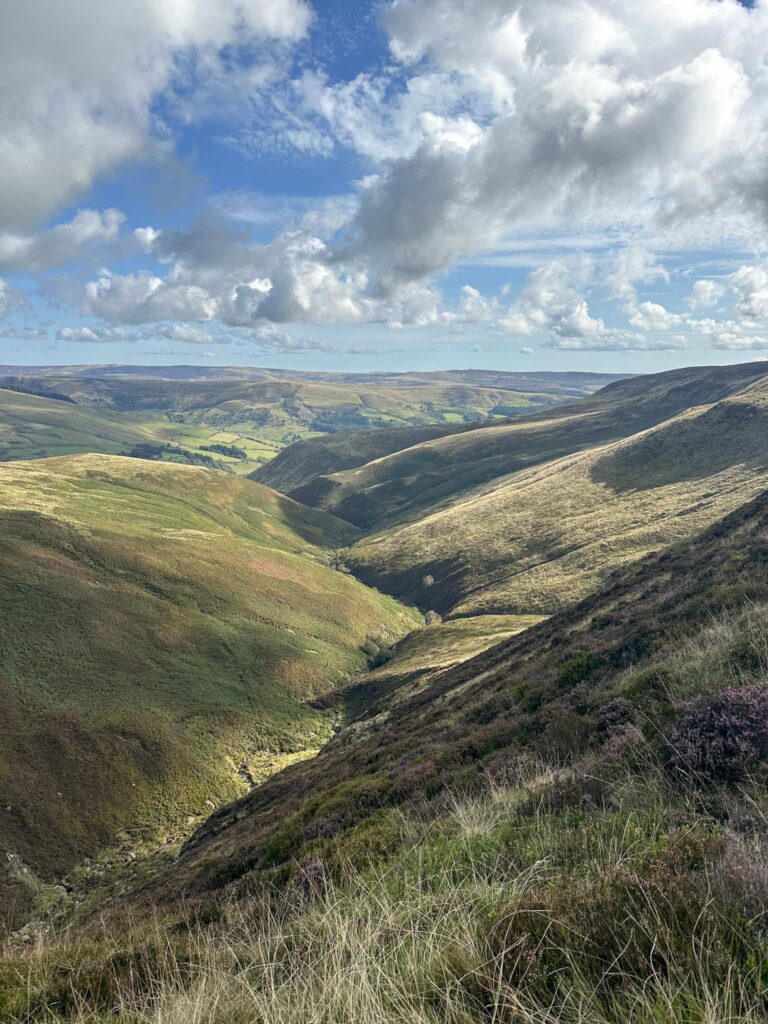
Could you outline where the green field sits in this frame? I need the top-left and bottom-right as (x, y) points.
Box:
(0, 454), (419, 930)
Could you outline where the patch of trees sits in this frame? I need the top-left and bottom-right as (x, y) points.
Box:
(200, 443), (248, 461)
(125, 443), (222, 469)
(0, 379), (77, 404)
(362, 631), (395, 668)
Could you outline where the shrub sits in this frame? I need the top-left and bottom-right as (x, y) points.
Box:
(668, 682), (768, 782)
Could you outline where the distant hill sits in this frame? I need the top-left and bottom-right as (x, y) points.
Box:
(0, 369), (623, 475)
(0, 364), (624, 390)
(269, 362), (768, 529)
(0, 455), (418, 930)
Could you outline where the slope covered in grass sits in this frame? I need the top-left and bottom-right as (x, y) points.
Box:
(9, 486), (768, 1023)
(150, 486), (768, 899)
(0, 388), (172, 462)
(0, 455), (419, 931)
(345, 381), (768, 616)
(277, 361), (768, 530)
(1, 373), (611, 476)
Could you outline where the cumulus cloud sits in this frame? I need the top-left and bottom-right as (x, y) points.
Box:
(728, 264), (768, 320)
(0, 0), (311, 228)
(688, 278), (726, 309)
(713, 332), (768, 351)
(331, 0), (768, 291)
(0, 209), (126, 271)
(78, 217), (452, 330)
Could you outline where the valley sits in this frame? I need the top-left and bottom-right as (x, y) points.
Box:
(0, 367), (619, 476)
(0, 453), (418, 931)
(5, 360), (768, 1023)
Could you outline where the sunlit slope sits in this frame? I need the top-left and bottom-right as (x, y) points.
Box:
(0, 387), (170, 461)
(253, 422), (468, 493)
(151, 484), (768, 912)
(1, 375), (609, 476)
(345, 382), (768, 616)
(280, 362), (768, 530)
(0, 455), (419, 926)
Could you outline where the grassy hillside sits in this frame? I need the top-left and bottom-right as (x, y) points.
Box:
(344, 381), (768, 616)
(162, 487), (768, 895)
(0, 372), (617, 477)
(0, 386), (290, 470)
(278, 361), (768, 529)
(9, 485), (768, 1022)
(0, 455), (419, 931)
(0, 388), (174, 462)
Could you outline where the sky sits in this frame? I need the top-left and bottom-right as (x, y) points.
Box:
(3, 0), (768, 373)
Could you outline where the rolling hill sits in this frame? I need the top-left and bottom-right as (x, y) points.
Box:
(269, 361), (768, 528)
(344, 379), (768, 616)
(0, 369), (622, 476)
(0, 455), (419, 931)
(0, 387), (173, 462)
(18, 479), (768, 1023)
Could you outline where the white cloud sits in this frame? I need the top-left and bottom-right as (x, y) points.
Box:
(0, 0), (311, 228)
(728, 263), (768, 320)
(628, 300), (683, 331)
(499, 261), (607, 340)
(78, 218), (454, 330)
(327, 0), (768, 292)
(713, 331), (768, 351)
(688, 278), (726, 309)
(0, 209), (125, 271)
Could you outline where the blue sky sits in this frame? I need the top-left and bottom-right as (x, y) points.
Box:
(3, 0), (768, 373)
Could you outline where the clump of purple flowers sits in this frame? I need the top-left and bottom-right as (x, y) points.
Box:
(669, 682), (768, 783)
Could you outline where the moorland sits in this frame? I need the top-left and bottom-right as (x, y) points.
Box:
(3, 361), (768, 1024)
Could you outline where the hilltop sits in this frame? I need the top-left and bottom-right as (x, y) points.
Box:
(0, 455), (418, 931)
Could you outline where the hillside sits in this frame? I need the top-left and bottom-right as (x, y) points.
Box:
(275, 362), (768, 529)
(13, 484), (768, 1022)
(0, 388), (173, 462)
(345, 378), (768, 616)
(0, 455), (419, 931)
(0, 371), (617, 477)
(151, 485), (768, 896)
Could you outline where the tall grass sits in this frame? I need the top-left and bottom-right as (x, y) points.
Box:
(7, 763), (768, 1024)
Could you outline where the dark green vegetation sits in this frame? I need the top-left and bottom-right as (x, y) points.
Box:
(0, 368), (618, 476)
(0, 454), (419, 932)
(7, 477), (768, 1021)
(262, 362), (768, 617)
